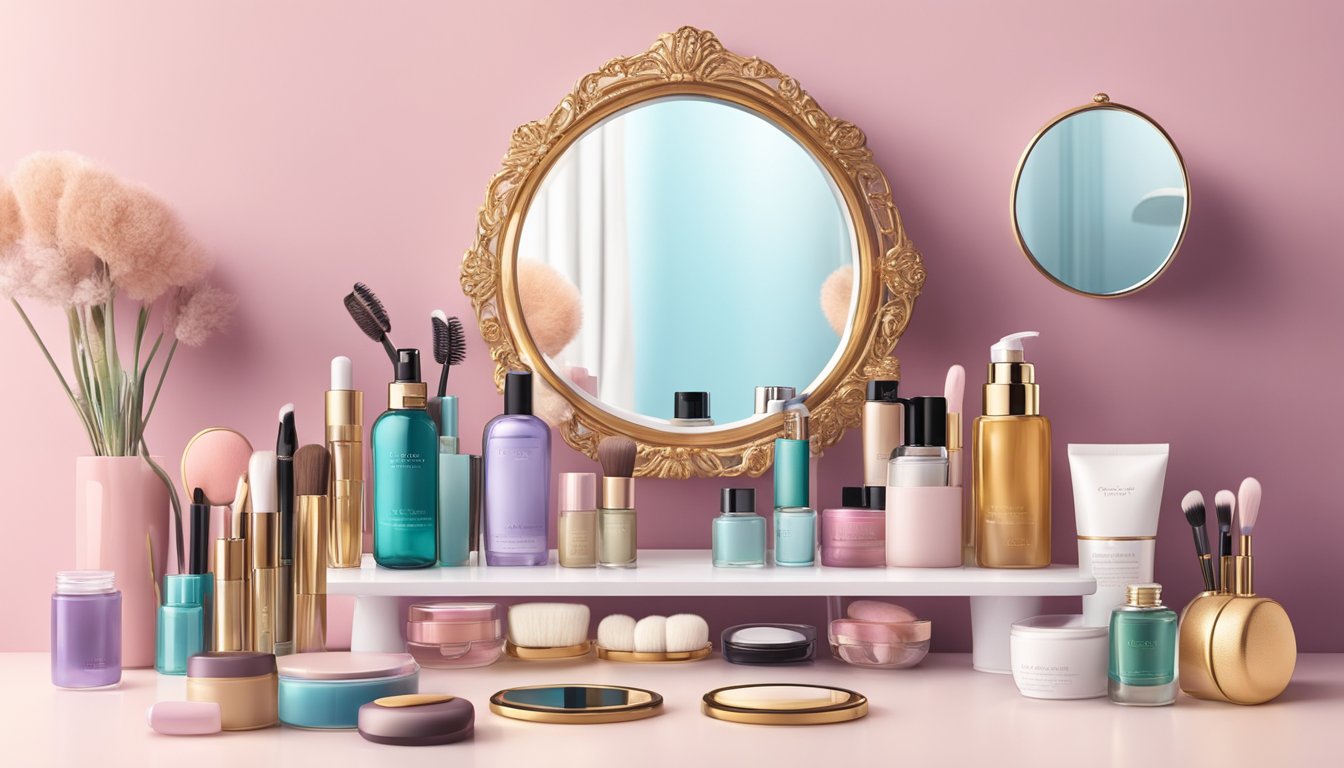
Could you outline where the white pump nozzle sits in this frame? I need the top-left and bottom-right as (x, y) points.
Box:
(990, 331), (1039, 363)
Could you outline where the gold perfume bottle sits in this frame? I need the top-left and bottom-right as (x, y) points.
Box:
(973, 332), (1051, 568)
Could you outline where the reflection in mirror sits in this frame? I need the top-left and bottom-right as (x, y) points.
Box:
(1014, 101), (1188, 297)
(498, 685), (654, 710)
(518, 97), (857, 425)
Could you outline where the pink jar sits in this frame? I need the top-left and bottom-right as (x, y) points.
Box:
(820, 488), (886, 567)
(405, 603), (504, 669)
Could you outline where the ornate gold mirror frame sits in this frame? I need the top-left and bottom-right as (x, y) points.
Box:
(461, 26), (924, 478)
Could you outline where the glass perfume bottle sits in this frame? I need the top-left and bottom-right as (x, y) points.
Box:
(713, 488), (765, 568)
(773, 404), (816, 567)
(51, 570), (121, 689)
(1109, 582), (1178, 706)
(372, 349), (439, 569)
(483, 371), (551, 566)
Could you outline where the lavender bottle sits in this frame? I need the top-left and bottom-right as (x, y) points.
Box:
(483, 371), (551, 566)
(51, 570), (121, 689)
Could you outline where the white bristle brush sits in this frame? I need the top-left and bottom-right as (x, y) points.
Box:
(633, 616), (667, 652)
(507, 603), (589, 648)
(1237, 477), (1261, 537)
(597, 614), (637, 652)
(665, 614), (710, 652)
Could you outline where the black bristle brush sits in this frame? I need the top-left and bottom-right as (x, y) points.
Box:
(1214, 489), (1235, 591)
(1181, 490), (1216, 592)
(343, 282), (398, 367)
(430, 309), (467, 398)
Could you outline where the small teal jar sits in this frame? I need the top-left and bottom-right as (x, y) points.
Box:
(774, 507), (817, 567)
(156, 575), (205, 676)
(713, 488), (765, 568)
(277, 652), (420, 729)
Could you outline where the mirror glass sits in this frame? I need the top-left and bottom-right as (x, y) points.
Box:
(497, 685), (656, 710)
(1014, 106), (1188, 296)
(517, 96), (857, 426)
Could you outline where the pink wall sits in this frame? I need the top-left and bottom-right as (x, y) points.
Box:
(2, 1), (1341, 652)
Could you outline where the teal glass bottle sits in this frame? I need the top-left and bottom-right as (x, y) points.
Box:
(155, 574), (204, 675)
(713, 488), (765, 568)
(372, 349), (439, 569)
(773, 404), (815, 567)
(1108, 582), (1178, 706)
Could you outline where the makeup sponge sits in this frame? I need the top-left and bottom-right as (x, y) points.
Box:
(819, 264), (853, 336)
(665, 614), (710, 652)
(632, 616), (667, 652)
(516, 259), (582, 357)
(597, 614), (637, 652)
(181, 428), (254, 506)
(846, 600), (917, 623)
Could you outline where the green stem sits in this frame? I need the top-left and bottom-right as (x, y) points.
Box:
(11, 299), (100, 453)
(67, 310), (103, 455)
(88, 304), (121, 455)
(142, 338), (177, 432)
(138, 441), (183, 575)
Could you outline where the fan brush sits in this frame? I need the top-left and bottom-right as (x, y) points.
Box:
(343, 282), (398, 367)
(431, 309), (466, 398)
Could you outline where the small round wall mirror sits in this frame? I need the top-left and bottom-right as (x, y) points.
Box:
(1012, 94), (1189, 297)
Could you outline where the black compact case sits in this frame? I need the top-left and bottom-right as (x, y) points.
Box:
(720, 623), (816, 665)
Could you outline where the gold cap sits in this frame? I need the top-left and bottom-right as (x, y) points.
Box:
(602, 477), (635, 509)
(389, 381), (428, 410)
(215, 538), (246, 580)
(983, 362), (1039, 416)
(325, 389), (363, 442)
(1125, 582), (1162, 607)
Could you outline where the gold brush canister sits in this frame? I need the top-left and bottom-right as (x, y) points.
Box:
(1178, 546), (1296, 704)
(294, 494), (328, 653)
(213, 538), (247, 652)
(326, 382), (364, 568)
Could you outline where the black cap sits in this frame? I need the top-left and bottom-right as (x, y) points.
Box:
(674, 391), (711, 420)
(863, 486), (886, 511)
(842, 486), (866, 508)
(721, 487), (755, 514)
(505, 371), (533, 415)
(904, 396), (948, 447)
(395, 348), (422, 383)
(189, 487), (210, 575)
(866, 380), (900, 403)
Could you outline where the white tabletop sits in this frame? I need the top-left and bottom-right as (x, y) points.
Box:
(4, 652), (1336, 767)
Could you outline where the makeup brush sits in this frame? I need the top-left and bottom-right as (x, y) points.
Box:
(596, 614), (637, 652)
(1214, 489), (1236, 591)
(275, 404), (297, 655)
(431, 310), (466, 399)
(505, 603), (591, 659)
(1181, 490), (1216, 592)
(343, 282), (398, 367)
(597, 436), (639, 568)
(293, 444), (330, 653)
(188, 488), (210, 576)
(1234, 477), (1262, 595)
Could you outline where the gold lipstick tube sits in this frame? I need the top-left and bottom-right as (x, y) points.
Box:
(293, 494), (328, 653)
(249, 511), (278, 654)
(326, 389), (364, 568)
(214, 538), (247, 652)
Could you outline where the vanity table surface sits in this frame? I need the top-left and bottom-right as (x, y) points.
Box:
(3, 652), (1336, 767)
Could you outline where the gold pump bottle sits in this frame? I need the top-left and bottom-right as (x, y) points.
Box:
(973, 331), (1051, 568)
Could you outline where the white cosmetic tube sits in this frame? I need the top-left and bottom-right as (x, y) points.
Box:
(1068, 444), (1169, 626)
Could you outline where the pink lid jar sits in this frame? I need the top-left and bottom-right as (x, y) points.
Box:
(820, 488), (886, 567)
(405, 602), (504, 669)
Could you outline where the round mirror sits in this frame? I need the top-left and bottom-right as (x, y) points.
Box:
(517, 97), (856, 426)
(489, 685), (664, 724)
(462, 27), (925, 477)
(1012, 94), (1189, 297)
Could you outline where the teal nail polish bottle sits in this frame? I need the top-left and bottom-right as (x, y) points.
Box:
(1108, 582), (1178, 706)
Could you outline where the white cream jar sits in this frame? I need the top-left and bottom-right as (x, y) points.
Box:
(1009, 615), (1108, 700)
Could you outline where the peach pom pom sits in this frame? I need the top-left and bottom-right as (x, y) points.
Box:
(0, 182), (21, 250)
(516, 259), (582, 358)
(820, 264), (853, 337)
(165, 282), (235, 346)
(9, 151), (86, 246)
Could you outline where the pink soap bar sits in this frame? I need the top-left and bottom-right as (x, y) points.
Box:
(147, 701), (222, 736)
(846, 600), (917, 623)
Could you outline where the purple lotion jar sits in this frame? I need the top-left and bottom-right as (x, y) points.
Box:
(51, 570), (122, 689)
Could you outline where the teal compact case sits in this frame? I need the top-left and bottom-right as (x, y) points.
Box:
(276, 652), (420, 729)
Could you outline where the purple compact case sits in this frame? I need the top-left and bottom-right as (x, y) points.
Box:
(358, 694), (474, 746)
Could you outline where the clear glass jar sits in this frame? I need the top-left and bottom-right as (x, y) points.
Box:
(774, 507), (817, 567)
(51, 570), (121, 689)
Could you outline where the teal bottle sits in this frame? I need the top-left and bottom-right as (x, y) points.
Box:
(773, 403), (815, 567)
(155, 574), (204, 675)
(1108, 582), (1178, 706)
(372, 349), (439, 569)
(713, 488), (765, 568)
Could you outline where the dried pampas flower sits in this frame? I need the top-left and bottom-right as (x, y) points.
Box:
(23, 240), (111, 306)
(820, 264), (853, 336)
(165, 282), (235, 347)
(0, 182), (22, 250)
(9, 151), (86, 246)
(516, 259), (582, 357)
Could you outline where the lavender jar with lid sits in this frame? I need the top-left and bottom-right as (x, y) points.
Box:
(51, 570), (122, 689)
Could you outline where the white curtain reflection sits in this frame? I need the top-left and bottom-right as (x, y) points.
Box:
(526, 121), (635, 407)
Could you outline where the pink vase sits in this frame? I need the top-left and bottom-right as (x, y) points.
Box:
(74, 456), (170, 669)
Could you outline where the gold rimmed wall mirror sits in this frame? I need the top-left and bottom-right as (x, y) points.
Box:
(461, 26), (924, 477)
(1012, 94), (1190, 297)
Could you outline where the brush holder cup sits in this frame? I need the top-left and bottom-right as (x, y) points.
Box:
(885, 486), (962, 568)
(1178, 591), (1296, 705)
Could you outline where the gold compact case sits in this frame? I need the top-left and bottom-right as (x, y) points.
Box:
(504, 641), (593, 661)
(488, 685), (663, 724)
(595, 644), (712, 663)
(1178, 551), (1296, 705)
(702, 684), (868, 726)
